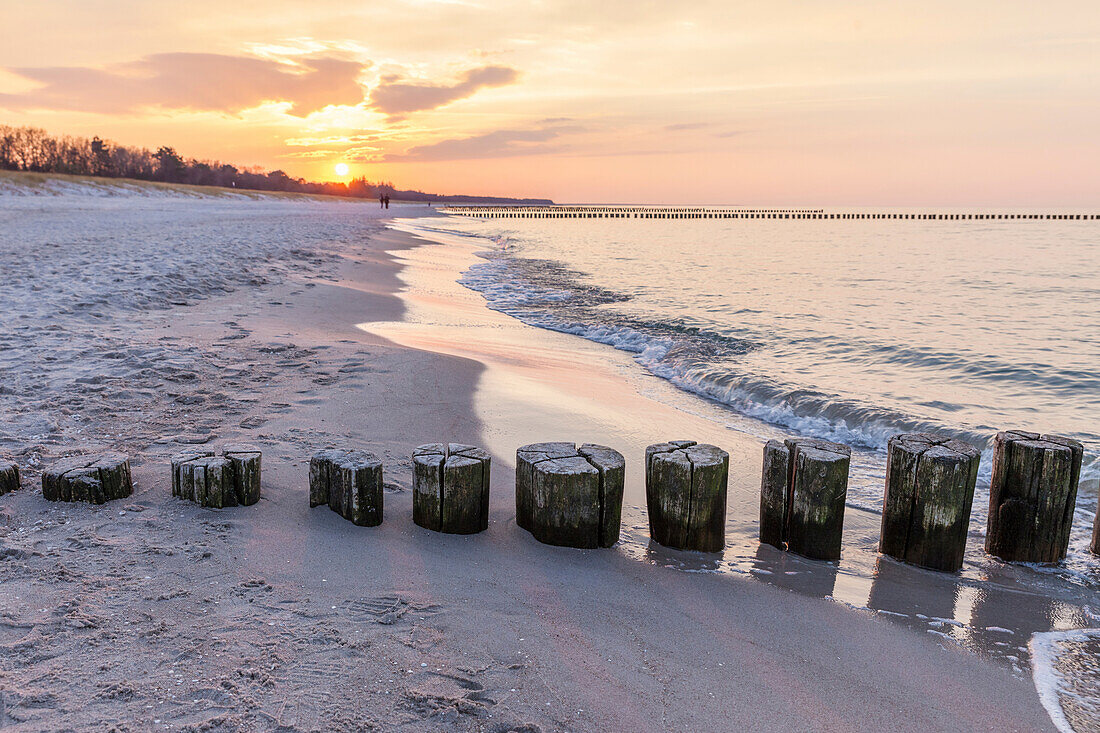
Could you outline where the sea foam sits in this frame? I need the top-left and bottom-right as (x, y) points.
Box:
(1030, 629), (1100, 733)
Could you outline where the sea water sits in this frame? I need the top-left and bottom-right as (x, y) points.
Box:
(403, 211), (1100, 568)
(402, 210), (1100, 727)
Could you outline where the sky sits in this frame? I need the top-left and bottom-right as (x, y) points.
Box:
(1, 1), (1098, 204)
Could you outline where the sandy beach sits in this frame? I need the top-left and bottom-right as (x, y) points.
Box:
(0, 186), (1073, 731)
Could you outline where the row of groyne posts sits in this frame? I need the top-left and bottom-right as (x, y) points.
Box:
(440, 205), (1099, 221)
(1, 429), (1093, 571)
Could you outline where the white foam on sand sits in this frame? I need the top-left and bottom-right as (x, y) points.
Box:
(1030, 628), (1100, 732)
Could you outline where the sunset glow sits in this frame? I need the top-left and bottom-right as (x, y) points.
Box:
(2, 3), (1099, 727)
(2, 2), (1098, 204)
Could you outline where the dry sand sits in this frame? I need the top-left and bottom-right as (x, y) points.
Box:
(0, 189), (1059, 731)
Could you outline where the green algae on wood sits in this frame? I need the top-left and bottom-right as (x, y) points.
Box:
(309, 449), (383, 527)
(172, 445), (262, 509)
(413, 443), (491, 534)
(985, 430), (1082, 563)
(1092, 503), (1100, 557)
(646, 441), (729, 552)
(0, 460), (20, 496)
(515, 442), (577, 534)
(515, 442), (625, 549)
(224, 445), (262, 506)
(190, 456), (235, 509)
(759, 438), (850, 561)
(42, 453), (133, 504)
(579, 444), (626, 548)
(880, 433), (980, 572)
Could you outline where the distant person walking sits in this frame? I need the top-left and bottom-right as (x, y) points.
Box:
(383, 194), (390, 209)
(379, 193), (384, 208)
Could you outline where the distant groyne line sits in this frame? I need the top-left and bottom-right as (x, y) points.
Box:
(440, 205), (1096, 220)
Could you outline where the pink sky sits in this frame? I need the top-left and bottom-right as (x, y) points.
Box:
(1, 1), (1098, 204)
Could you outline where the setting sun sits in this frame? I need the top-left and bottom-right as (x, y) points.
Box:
(333, 162), (349, 177)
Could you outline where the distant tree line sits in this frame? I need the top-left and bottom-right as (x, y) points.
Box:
(0, 125), (553, 204)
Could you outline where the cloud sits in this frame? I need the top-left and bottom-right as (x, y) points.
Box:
(283, 145), (381, 160)
(283, 133), (382, 147)
(370, 65), (519, 116)
(0, 53), (368, 116)
(384, 123), (583, 162)
(664, 122), (710, 131)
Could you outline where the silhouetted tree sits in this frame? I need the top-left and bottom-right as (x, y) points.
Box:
(0, 124), (553, 204)
(154, 146), (185, 182)
(90, 137), (112, 176)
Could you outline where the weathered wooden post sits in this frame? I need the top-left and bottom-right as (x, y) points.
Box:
(879, 433), (980, 572)
(0, 460), (20, 495)
(309, 449), (383, 526)
(308, 450), (337, 509)
(759, 438), (850, 560)
(515, 442), (624, 548)
(224, 444), (262, 506)
(645, 441), (729, 552)
(43, 453), (133, 504)
(187, 455), (235, 509)
(1092, 507), (1100, 556)
(985, 430), (1083, 563)
(172, 448), (211, 501)
(172, 446), (262, 508)
(413, 443), (491, 534)
(516, 442), (574, 532)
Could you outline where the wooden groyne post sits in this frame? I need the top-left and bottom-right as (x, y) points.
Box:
(879, 434), (980, 572)
(760, 438), (851, 561)
(985, 431), (1082, 563)
(172, 445), (262, 509)
(309, 449), (384, 526)
(440, 205), (1100, 221)
(645, 441), (729, 552)
(516, 442), (624, 548)
(413, 443), (491, 534)
(0, 460), (20, 495)
(43, 453), (133, 504)
(1092, 506), (1100, 556)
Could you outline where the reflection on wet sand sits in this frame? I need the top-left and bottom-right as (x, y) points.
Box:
(729, 544), (1097, 675)
(374, 220), (1100, 727)
(643, 539), (725, 574)
(868, 557), (959, 632)
(750, 543), (838, 598)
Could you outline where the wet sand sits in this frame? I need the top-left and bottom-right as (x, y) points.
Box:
(372, 222), (1099, 664)
(0, 196), (1060, 730)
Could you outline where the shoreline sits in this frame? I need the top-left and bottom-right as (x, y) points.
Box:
(0, 197), (1070, 730)
(238, 227), (1062, 733)
(401, 214), (1100, 522)
(375, 217), (1099, 658)
(355, 223), (1072, 726)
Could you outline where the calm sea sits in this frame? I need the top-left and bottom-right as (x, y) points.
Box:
(405, 210), (1100, 563)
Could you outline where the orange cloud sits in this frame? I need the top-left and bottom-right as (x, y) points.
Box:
(0, 53), (368, 116)
(385, 122), (584, 161)
(369, 65), (519, 116)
